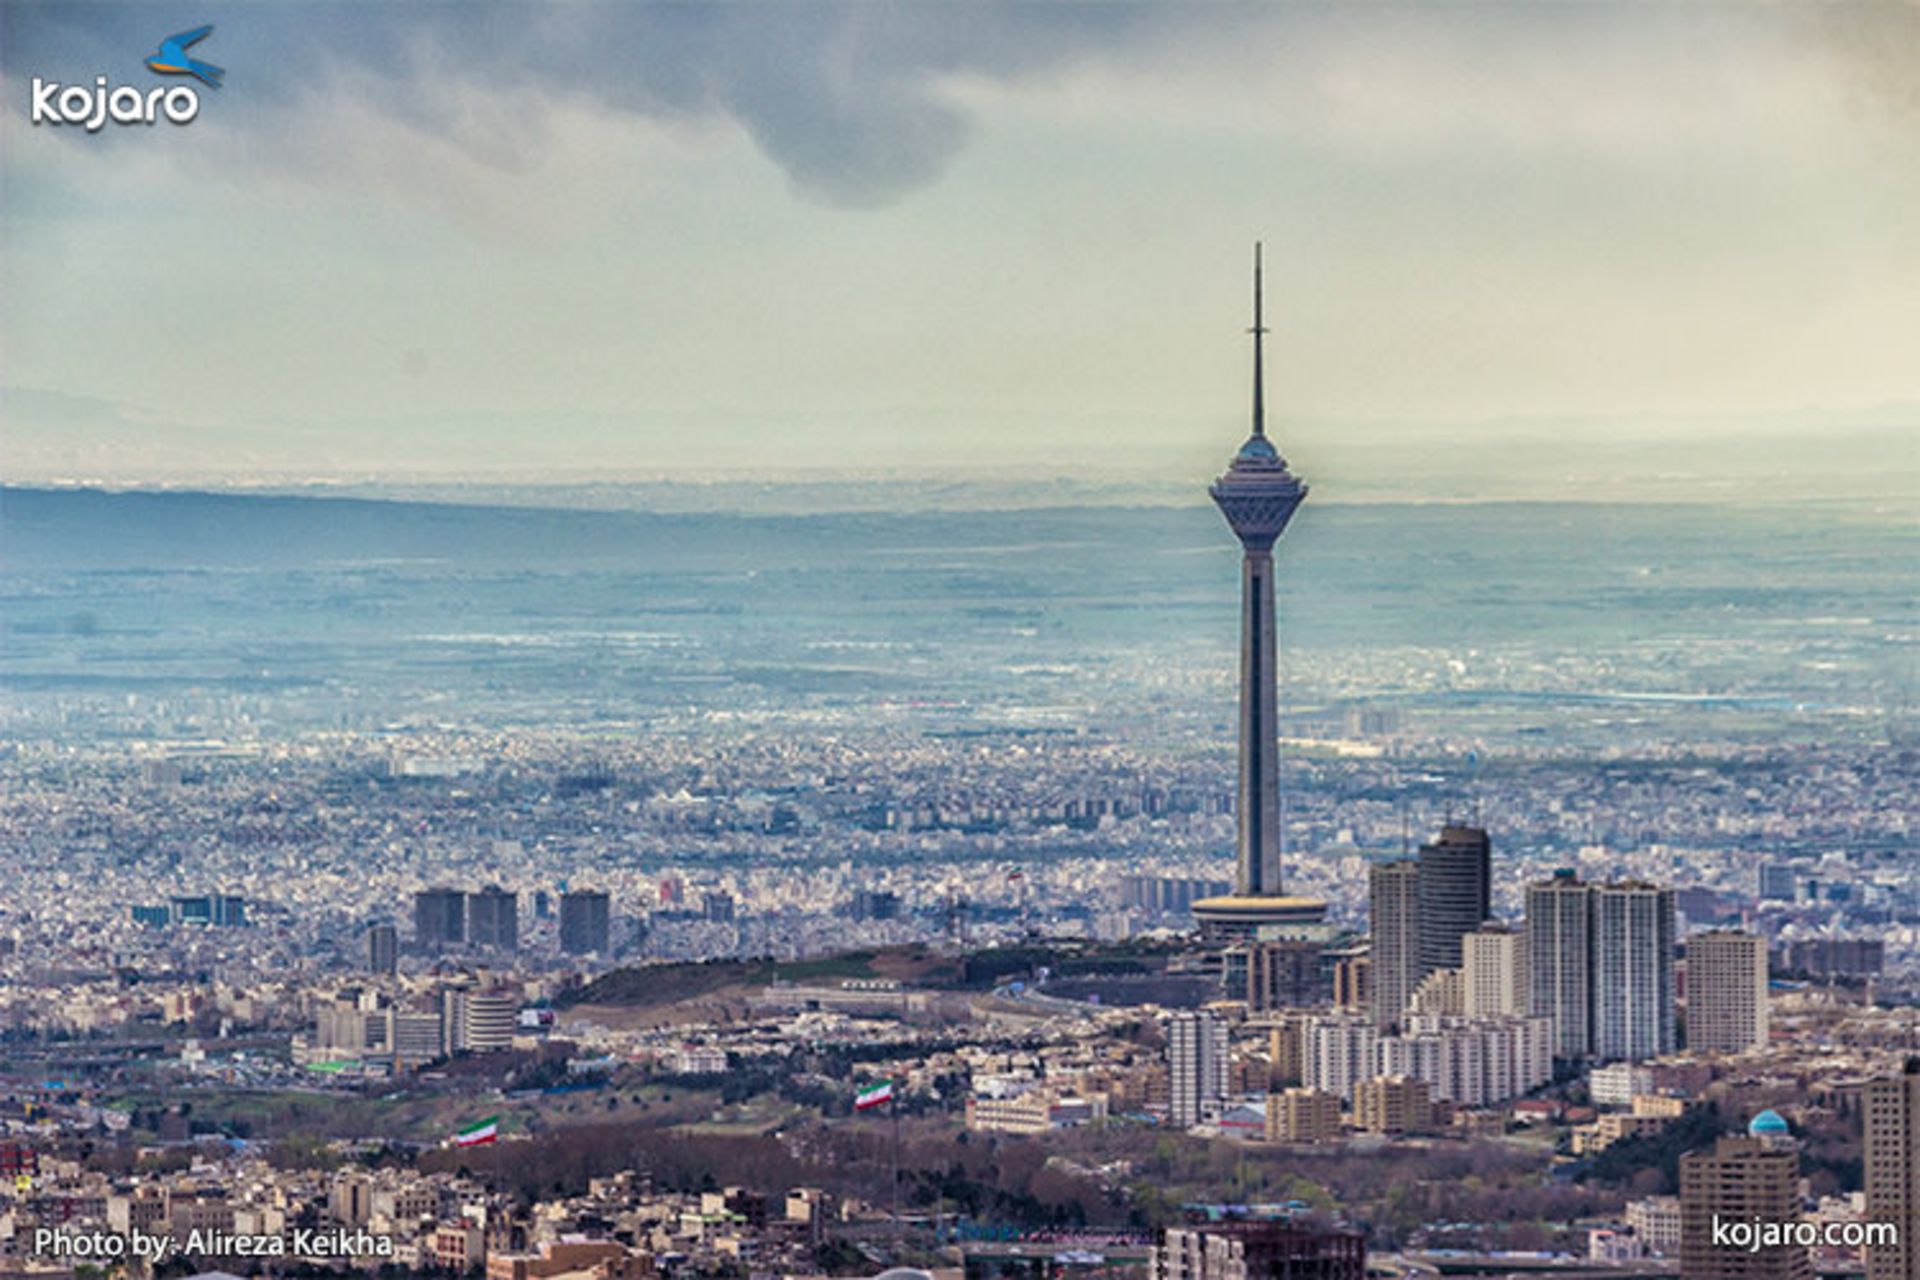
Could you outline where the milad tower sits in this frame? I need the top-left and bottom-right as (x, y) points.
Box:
(1192, 244), (1330, 944)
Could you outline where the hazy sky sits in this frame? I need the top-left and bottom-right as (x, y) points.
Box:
(3, 2), (1916, 491)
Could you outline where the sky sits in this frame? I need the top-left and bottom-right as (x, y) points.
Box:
(2, 1), (1917, 498)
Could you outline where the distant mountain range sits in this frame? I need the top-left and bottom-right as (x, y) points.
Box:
(6, 483), (1906, 574)
(1, 484), (1908, 728)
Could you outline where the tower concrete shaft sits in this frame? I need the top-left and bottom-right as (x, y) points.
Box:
(1211, 242), (1307, 897)
(1236, 545), (1281, 893)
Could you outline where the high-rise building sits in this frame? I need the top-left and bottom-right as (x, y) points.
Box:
(1527, 870), (1594, 1061)
(466, 885), (519, 952)
(1526, 873), (1676, 1065)
(1865, 1060), (1920, 1280)
(1685, 929), (1769, 1054)
(1379, 1013), (1554, 1107)
(1593, 882), (1676, 1062)
(1243, 940), (1328, 1011)
(463, 990), (517, 1052)
(440, 987), (467, 1055)
(1168, 1012), (1230, 1127)
(330, 1171), (375, 1227)
(1776, 937), (1885, 979)
(365, 923), (398, 976)
(414, 888), (466, 951)
(1407, 967), (1465, 1017)
(1758, 862), (1797, 902)
(1290, 1013), (1543, 1113)
(1369, 860), (1421, 1031)
(849, 889), (901, 922)
(170, 894), (246, 927)
(1463, 924), (1527, 1017)
(1405, 971), (1459, 1020)
(1417, 825), (1491, 974)
(440, 987), (518, 1055)
(559, 889), (612, 956)
(1331, 951), (1371, 1012)
(1679, 1128), (1809, 1280)
(1192, 246), (1327, 945)
(314, 994), (387, 1056)
(1302, 1014), (1379, 1102)
(388, 1007), (444, 1069)
(1122, 876), (1234, 915)
(1268, 1018), (1307, 1089)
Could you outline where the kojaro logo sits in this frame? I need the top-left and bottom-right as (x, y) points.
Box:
(30, 26), (220, 130)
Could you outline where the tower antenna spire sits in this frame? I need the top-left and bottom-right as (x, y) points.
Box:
(1250, 241), (1268, 439)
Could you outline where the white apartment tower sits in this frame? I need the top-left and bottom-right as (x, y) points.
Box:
(1464, 924), (1528, 1017)
(1303, 1014), (1379, 1102)
(1592, 882), (1676, 1062)
(1526, 870), (1594, 1061)
(1168, 1011), (1230, 1127)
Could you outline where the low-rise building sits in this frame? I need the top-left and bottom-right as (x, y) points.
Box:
(1155, 1220), (1367, 1280)
(1266, 1088), (1342, 1144)
(1572, 1112), (1671, 1154)
(1626, 1194), (1683, 1256)
(487, 1239), (646, 1280)
(1352, 1075), (1434, 1137)
(1590, 1228), (1644, 1263)
(1590, 1062), (1655, 1107)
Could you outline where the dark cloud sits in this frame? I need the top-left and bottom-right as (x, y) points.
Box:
(1795, 3), (1920, 149)
(3, 1), (1146, 206)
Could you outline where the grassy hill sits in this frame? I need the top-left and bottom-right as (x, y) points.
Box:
(559, 939), (1187, 1010)
(557, 946), (964, 1009)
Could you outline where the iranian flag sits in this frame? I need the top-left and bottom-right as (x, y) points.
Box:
(453, 1116), (500, 1147)
(854, 1081), (894, 1111)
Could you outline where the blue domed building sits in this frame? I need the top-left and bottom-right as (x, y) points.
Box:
(1748, 1108), (1793, 1147)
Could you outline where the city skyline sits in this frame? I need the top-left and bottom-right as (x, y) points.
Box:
(0, 5), (1913, 1274)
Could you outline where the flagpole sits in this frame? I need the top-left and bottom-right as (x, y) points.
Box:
(890, 1088), (901, 1253)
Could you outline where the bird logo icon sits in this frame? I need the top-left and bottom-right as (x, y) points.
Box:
(146, 25), (223, 89)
